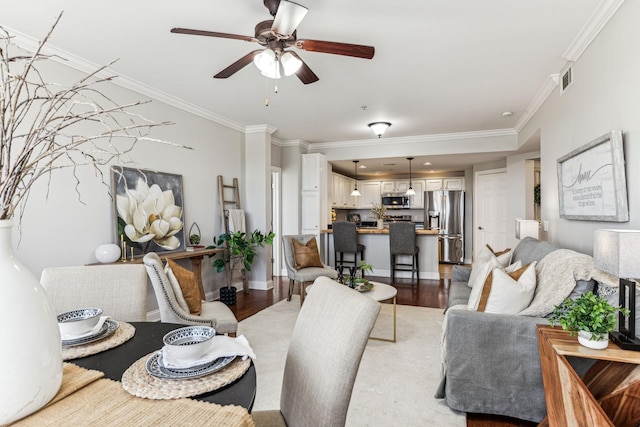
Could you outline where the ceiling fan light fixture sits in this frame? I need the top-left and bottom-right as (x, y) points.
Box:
(280, 51), (302, 76)
(254, 49), (281, 79)
(368, 122), (391, 138)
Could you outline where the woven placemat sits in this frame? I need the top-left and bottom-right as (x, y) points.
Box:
(62, 322), (135, 361)
(121, 352), (251, 400)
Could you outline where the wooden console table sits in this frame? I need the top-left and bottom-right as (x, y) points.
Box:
(91, 249), (223, 300)
(537, 325), (640, 426)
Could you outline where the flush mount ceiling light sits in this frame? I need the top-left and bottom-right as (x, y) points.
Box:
(405, 157), (416, 196)
(368, 122), (391, 138)
(350, 160), (361, 197)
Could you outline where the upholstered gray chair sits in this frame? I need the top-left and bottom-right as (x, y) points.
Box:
(332, 221), (365, 275)
(252, 276), (381, 427)
(282, 234), (338, 303)
(389, 222), (419, 285)
(143, 252), (238, 336)
(41, 264), (148, 322)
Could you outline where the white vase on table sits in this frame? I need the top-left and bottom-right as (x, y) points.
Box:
(376, 219), (384, 229)
(0, 219), (63, 424)
(577, 330), (609, 350)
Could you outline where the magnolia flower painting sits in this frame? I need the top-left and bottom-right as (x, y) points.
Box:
(112, 167), (185, 253)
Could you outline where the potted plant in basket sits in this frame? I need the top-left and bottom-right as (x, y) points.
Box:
(208, 229), (275, 304)
(549, 291), (630, 349)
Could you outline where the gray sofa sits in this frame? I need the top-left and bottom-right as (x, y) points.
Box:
(435, 237), (596, 423)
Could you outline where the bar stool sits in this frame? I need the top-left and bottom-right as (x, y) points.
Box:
(332, 221), (365, 276)
(389, 222), (419, 285)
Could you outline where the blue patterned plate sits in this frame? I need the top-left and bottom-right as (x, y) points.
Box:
(62, 319), (119, 347)
(146, 352), (236, 380)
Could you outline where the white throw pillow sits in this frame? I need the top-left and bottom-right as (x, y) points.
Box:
(480, 262), (537, 314)
(467, 246), (514, 310)
(165, 262), (190, 312)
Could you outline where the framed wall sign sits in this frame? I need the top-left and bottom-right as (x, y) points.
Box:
(111, 166), (186, 254)
(557, 130), (628, 222)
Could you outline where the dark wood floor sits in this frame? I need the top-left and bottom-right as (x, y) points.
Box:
(228, 266), (536, 427)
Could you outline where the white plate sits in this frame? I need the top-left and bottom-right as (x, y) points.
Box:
(146, 352), (236, 380)
(62, 319), (119, 347)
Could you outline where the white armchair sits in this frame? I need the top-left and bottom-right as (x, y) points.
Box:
(143, 252), (238, 336)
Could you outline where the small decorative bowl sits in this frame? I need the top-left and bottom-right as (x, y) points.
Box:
(163, 326), (216, 361)
(57, 308), (103, 337)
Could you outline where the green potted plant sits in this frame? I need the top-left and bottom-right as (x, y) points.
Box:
(549, 291), (630, 349)
(208, 229), (275, 304)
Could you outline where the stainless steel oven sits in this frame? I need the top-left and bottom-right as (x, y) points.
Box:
(381, 193), (410, 209)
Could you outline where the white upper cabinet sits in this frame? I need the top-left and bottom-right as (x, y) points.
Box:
(358, 181), (382, 209)
(408, 180), (425, 208)
(331, 173), (357, 208)
(381, 180), (409, 193)
(302, 154), (321, 191)
(425, 177), (465, 191)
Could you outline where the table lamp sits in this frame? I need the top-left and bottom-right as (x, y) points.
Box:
(515, 219), (540, 240)
(593, 229), (640, 350)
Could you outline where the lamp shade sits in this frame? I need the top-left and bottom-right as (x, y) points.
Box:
(593, 229), (640, 278)
(254, 49), (281, 79)
(515, 219), (539, 240)
(280, 51), (302, 76)
(368, 122), (391, 138)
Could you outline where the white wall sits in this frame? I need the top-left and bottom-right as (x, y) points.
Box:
(10, 57), (252, 310)
(518, 0), (640, 254)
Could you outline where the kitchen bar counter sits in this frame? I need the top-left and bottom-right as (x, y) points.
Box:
(320, 227), (440, 280)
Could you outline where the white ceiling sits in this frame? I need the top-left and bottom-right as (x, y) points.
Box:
(3, 0), (614, 176)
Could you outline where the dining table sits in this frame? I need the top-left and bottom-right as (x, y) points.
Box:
(71, 321), (256, 410)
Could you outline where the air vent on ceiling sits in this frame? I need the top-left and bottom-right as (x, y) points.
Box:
(560, 64), (573, 94)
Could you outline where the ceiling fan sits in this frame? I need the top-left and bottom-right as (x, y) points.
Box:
(171, 0), (375, 84)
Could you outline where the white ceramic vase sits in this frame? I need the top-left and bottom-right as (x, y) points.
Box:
(0, 219), (63, 424)
(577, 330), (609, 350)
(377, 219), (384, 229)
(95, 243), (121, 263)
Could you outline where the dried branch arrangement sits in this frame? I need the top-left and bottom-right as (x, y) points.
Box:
(0, 13), (185, 221)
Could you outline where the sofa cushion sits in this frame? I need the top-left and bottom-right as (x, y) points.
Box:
(511, 237), (558, 266)
(477, 262), (537, 314)
(467, 246), (513, 310)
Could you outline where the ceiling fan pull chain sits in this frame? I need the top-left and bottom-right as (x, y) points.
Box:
(265, 77), (270, 106)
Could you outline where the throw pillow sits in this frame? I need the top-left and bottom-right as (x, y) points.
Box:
(165, 262), (190, 313)
(292, 237), (323, 270)
(466, 245), (513, 310)
(166, 259), (202, 315)
(477, 262), (537, 314)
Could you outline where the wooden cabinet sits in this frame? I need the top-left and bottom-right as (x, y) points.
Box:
(425, 178), (465, 191)
(358, 181), (382, 209)
(302, 153), (328, 236)
(381, 180), (409, 193)
(331, 173), (357, 208)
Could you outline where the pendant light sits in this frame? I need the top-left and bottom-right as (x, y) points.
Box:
(405, 157), (416, 196)
(350, 160), (361, 197)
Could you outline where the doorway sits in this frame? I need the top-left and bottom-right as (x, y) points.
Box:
(473, 168), (508, 258)
(271, 168), (282, 278)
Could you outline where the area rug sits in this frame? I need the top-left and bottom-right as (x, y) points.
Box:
(238, 296), (465, 426)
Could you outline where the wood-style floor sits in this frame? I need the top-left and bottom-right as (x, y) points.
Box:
(228, 265), (536, 427)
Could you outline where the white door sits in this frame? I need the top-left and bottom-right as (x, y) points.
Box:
(474, 169), (508, 258)
(271, 168), (282, 277)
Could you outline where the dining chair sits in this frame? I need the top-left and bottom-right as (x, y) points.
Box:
(143, 252), (238, 336)
(389, 222), (420, 285)
(332, 221), (365, 275)
(40, 264), (148, 322)
(282, 234), (338, 303)
(251, 276), (380, 427)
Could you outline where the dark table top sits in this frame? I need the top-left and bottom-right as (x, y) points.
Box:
(71, 322), (256, 410)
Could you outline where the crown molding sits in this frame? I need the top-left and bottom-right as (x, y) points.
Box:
(245, 124), (277, 135)
(513, 74), (559, 134)
(308, 129), (517, 151)
(7, 27), (246, 134)
(278, 139), (310, 149)
(563, 0), (624, 61)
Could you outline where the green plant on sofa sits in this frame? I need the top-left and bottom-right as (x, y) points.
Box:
(549, 291), (629, 341)
(209, 230), (275, 277)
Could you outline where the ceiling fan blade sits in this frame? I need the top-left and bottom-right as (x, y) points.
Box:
(294, 39), (375, 59)
(289, 52), (319, 84)
(214, 50), (263, 79)
(271, 0), (308, 38)
(171, 27), (255, 43)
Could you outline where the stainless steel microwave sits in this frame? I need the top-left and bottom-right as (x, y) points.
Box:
(381, 193), (410, 209)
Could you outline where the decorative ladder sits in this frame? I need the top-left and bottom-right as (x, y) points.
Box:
(217, 176), (249, 293)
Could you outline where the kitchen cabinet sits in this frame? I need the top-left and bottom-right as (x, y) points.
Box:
(358, 181), (382, 209)
(408, 180), (424, 208)
(301, 153), (328, 236)
(331, 173), (357, 208)
(381, 180), (409, 193)
(425, 178), (465, 191)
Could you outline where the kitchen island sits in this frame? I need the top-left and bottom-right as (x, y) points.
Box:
(320, 227), (440, 280)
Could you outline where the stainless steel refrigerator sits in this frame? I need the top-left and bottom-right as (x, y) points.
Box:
(424, 190), (464, 263)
